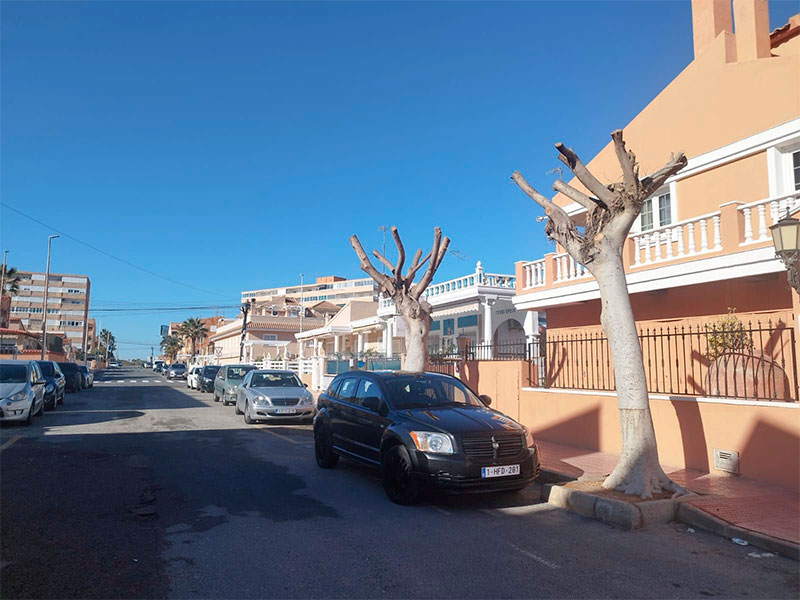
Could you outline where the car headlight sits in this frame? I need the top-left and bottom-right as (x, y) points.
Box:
(409, 431), (455, 455)
(524, 427), (536, 448)
(252, 395), (268, 405)
(8, 392), (27, 403)
(300, 394), (313, 405)
(46, 383), (54, 392)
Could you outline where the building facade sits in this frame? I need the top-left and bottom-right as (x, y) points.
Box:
(8, 271), (92, 355)
(241, 275), (378, 307)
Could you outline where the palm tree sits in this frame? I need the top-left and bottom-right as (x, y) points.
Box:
(177, 317), (209, 359)
(160, 334), (183, 361)
(98, 329), (117, 360)
(0, 263), (21, 296)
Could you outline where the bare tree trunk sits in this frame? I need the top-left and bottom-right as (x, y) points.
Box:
(592, 252), (679, 498)
(401, 312), (431, 373)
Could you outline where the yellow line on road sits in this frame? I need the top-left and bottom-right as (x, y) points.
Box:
(0, 436), (22, 452)
(258, 427), (313, 445)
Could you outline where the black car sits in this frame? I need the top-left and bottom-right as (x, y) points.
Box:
(35, 360), (66, 410)
(79, 365), (94, 388)
(314, 371), (540, 504)
(57, 362), (83, 393)
(199, 365), (221, 392)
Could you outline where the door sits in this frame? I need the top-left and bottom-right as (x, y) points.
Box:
(329, 376), (359, 455)
(349, 378), (387, 465)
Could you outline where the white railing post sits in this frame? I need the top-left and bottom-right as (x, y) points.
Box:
(654, 231), (662, 261)
(743, 208), (753, 244)
(665, 229), (673, 259)
(757, 203), (768, 241)
(700, 219), (709, 252)
(676, 226), (685, 256)
(712, 214), (722, 250)
(687, 222), (696, 254)
(633, 237), (641, 266)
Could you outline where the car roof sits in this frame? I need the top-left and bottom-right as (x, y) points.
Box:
(340, 370), (455, 380)
(0, 360), (32, 366)
(250, 369), (296, 375)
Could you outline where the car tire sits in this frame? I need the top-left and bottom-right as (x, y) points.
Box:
(234, 401), (242, 415)
(243, 401), (253, 424)
(213, 392), (220, 403)
(381, 445), (420, 505)
(45, 393), (56, 411)
(314, 423), (339, 469)
(34, 397), (44, 417)
(23, 401), (33, 425)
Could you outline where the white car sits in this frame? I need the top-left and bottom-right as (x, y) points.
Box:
(187, 366), (203, 390)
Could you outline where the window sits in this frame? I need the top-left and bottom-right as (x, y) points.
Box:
(355, 378), (384, 406)
(658, 193), (672, 227)
(66, 289), (82, 294)
(262, 334), (277, 341)
(384, 374), (483, 410)
(794, 150), (800, 191)
(336, 377), (359, 401)
(640, 192), (671, 231)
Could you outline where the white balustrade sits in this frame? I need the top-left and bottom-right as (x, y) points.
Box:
(553, 253), (589, 282)
(738, 191), (800, 246)
(630, 211), (722, 268)
(522, 258), (547, 289)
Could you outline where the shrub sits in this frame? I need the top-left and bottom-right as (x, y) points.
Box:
(706, 309), (754, 361)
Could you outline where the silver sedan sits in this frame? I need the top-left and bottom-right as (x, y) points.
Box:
(235, 370), (315, 425)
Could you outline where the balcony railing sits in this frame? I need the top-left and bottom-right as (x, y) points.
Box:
(630, 210), (722, 267)
(739, 190), (800, 246)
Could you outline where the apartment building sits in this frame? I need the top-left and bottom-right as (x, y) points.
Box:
(241, 275), (378, 307)
(506, 0), (800, 490)
(9, 271), (92, 354)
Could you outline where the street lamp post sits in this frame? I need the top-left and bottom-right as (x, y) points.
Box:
(41, 235), (59, 360)
(770, 210), (800, 293)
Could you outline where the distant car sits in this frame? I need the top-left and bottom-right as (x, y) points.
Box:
(153, 360), (165, 372)
(79, 365), (94, 389)
(167, 363), (187, 380)
(235, 370), (315, 425)
(109, 362), (119, 368)
(143, 361), (152, 369)
(214, 364), (256, 406)
(314, 371), (540, 504)
(57, 362), (83, 393)
(0, 360), (46, 425)
(199, 365), (221, 393)
(187, 366), (202, 389)
(35, 360), (66, 410)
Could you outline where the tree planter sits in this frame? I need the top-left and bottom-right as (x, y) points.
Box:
(705, 350), (792, 401)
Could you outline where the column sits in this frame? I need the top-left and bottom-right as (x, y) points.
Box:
(357, 333), (364, 354)
(334, 335), (340, 354)
(482, 299), (494, 359)
(385, 319), (394, 358)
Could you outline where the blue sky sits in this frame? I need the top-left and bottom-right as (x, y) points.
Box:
(2, 1), (798, 358)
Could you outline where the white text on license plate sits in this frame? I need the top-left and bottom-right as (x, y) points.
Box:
(481, 464), (520, 478)
(275, 408), (296, 414)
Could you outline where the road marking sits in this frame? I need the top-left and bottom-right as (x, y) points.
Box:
(129, 380), (138, 383)
(509, 543), (559, 569)
(0, 436), (22, 452)
(141, 380), (149, 383)
(117, 380), (125, 383)
(258, 427), (314, 446)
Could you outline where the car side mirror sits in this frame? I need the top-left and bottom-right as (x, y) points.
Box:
(303, 383), (308, 388)
(362, 396), (381, 412)
(36, 378), (46, 386)
(479, 394), (492, 406)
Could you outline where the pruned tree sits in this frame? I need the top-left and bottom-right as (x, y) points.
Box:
(511, 129), (688, 499)
(350, 227), (450, 372)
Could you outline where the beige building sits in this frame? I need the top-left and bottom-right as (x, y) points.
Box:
(241, 275), (378, 307)
(8, 271), (92, 355)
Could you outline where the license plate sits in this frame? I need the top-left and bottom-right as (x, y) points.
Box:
(481, 464), (520, 478)
(275, 408), (296, 415)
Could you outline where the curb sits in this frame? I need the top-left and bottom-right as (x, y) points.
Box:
(537, 483), (676, 531)
(676, 502), (800, 561)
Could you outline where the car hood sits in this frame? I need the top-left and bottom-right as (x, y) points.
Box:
(399, 404), (523, 435)
(0, 382), (27, 399)
(249, 387), (307, 398)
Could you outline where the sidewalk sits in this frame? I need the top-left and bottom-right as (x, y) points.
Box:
(536, 439), (799, 549)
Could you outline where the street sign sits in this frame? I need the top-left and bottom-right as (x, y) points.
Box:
(214, 347), (222, 357)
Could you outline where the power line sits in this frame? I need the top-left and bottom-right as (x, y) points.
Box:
(1, 202), (231, 299)
(89, 304), (239, 314)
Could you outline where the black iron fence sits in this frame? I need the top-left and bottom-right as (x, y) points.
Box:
(540, 320), (798, 402)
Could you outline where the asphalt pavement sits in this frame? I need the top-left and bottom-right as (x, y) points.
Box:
(1, 367), (798, 599)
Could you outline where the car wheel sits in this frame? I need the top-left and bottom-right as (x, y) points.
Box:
(213, 392), (220, 403)
(234, 400), (242, 415)
(243, 401), (254, 424)
(382, 445), (420, 505)
(314, 423), (339, 469)
(45, 393), (56, 411)
(23, 401), (33, 425)
(34, 397), (44, 417)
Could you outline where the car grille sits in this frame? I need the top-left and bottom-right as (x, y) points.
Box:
(460, 432), (525, 460)
(271, 397), (300, 406)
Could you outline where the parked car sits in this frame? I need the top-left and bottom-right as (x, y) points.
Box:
(235, 370), (315, 424)
(314, 371), (540, 505)
(35, 360), (66, 410)
(0, 360), (46, 424)
(214, 364), (256, 406)
(199, 365), (221, 393)
(187, 366), (202, 389)
(109, 362), (119, 368)
(143, 361), (152, 369)
(153, 360), (165, 372)
(57, 362), (84, 393)
(167, 363), (187, 380)
(79, 365), (94, 389)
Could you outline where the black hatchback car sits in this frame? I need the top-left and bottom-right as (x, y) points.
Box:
(35, 360), (66, 410)
(199, 365), (221, 393)
(57, 362), (83, 393)
(314, 371), (540, 504)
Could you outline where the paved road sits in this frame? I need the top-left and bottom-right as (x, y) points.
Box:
(1, 367), (798, 599)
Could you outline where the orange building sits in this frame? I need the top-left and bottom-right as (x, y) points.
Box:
(508, 0), (800, 490)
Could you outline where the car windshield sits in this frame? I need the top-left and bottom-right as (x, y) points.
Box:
(250, 373), (302, 388)
(384, 374), (484, 410)
(227, 366), (254, 381)
(58, 363), (78, 373)
(37, 362), (55, 377)
(172, 363), (186, 369)
(202, 367), (220, 376)
(0, 364), (28, 383)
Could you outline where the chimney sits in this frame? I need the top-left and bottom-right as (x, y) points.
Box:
(733, 0), (771, 60)
(691, 0), (733, 58)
